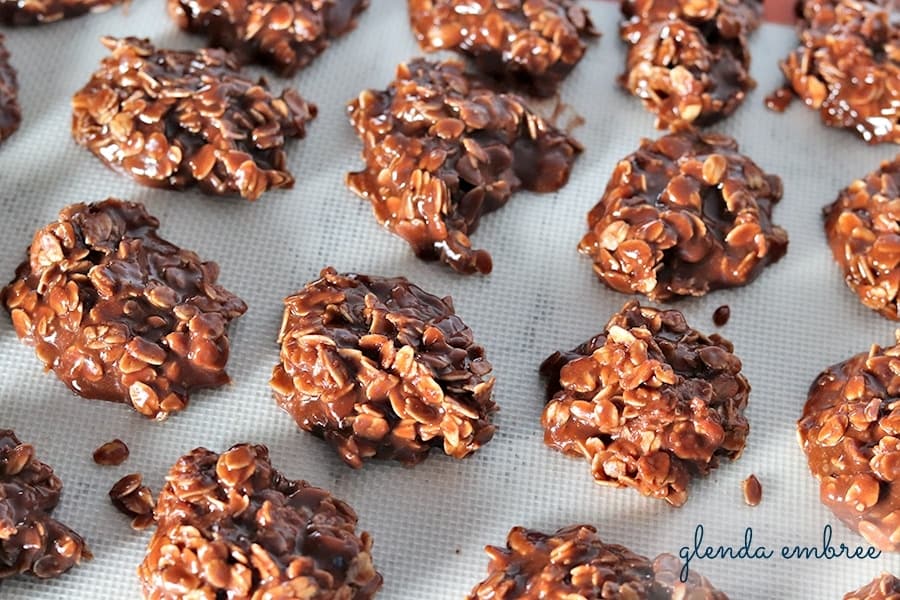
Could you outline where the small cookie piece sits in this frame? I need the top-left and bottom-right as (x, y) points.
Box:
(71, 37), (316, 201)
(168, 0), (369, 76)
(776, 0), (899, 144)
(467, 525), (727, 599)
(2, 199), (247, 419)
(845, 574), (900, 600)
(108, 473), (155, 530)
(541, 301), (750, 506)
(347, 58), (581, 274)
(0, 430), (90, 581)
(824, 156), (900, 319)
(92, 439), (129, 466)
(138, 443), (382, 598)
(800, 333), (900, 551)
(0, 0), (119, 25)
(0, 35), (19, 143)
(620, 0), (762, 129)
(271, 267), (496, 468)
(408, 0), (598, 97)
(579, 130), (788, 300)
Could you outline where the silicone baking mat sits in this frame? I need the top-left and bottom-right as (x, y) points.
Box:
(1, 1), (898, 598)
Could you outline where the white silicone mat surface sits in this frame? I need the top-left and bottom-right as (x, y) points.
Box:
(1, 1), (899, 598)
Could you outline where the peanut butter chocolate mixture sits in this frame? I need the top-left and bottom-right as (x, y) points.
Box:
(801, 332), (900, 551)
(347, 57), (581, 274)
(825, 156), (900, 319)
(139, 443), (382, 598)
(272, 267), (496, 468)
(468, 525), (728, 599)
(774, 0), (899, 144)
(0, 430), (90, 582)
(579, 130), (788, 300)
(541, 301), (750, 506)
(169, 0), (369, 76)
(72, 37), (316, 200)
(409, 0), (598, 97)
(620, 0), (762, 129)
(2, 199), (247, 419)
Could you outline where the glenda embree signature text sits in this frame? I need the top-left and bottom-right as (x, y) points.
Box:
(678, 524), (881, 581)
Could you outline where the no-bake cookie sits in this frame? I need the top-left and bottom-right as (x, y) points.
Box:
(579, 130), (788, 300)
(0, 430), (89, 581)
(271, 267), (496, 467)
(468, 525), (727, 599)
(541, 300), (750, 506)
(620, 0), (762, 129)
(138, 443), (382, 598)
(0, 0), (120, 25)
(71, 37), (316, 200)
(168, 0), (369, 76)
(347, 57), (581, 274)
(0, 35), (19, 143)
(845, 573), (900, 600)
(824, 156), (900, 319)
(408, 0), (598, 97)
(2, 199), (247, 419)
(774, 0), (899, 144)
(801, 332), (900, 551)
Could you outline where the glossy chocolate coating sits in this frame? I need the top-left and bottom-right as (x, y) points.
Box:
(168, 0), (369, 76)
(0, 430), (89, 581)
(801, 335), (900, 551)
(138, 443), (382, 598)
(347, 57), (581, 274)
(271, 267), (496, 467)
(2, 199), (247, 419)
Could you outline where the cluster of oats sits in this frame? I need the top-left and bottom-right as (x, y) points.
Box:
(168, 0), (369, 76)
(138, 443), (382, 598)
(620, 0), (762, 129)
(271, 267), (497, 467)
(579, 130), (788, 300)
(844, 573), (900, 600)
(0, 35), (19, 142)
(0, 0), (120, 25)
(801, 331), (900, 551)
(409, 0), (598, 97)
(777, 0), (899, 144)
(824, 156), (900, 319)
(347, 57), (581, 274)
(0, 430), (90, 581)
(108, 473), (155, 530)
(468, 525), (727, 599)
(2, 199), (247, 420)
(71, 37), (317, 200)
(541, 301), (750, 506)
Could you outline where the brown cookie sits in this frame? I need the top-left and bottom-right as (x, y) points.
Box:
(0, 430), (90, 581)
(168, 0), (369, 76)
(774, 0), (899, 144)
(347, 57), (581, 274)
(2, 199), (247, 419)
(845, 573), (900, 600)
(620, 0), (762, 129)
(0, 35), (20, 142)
(541, 300), (750, 506)
(824, 156), (900, 319)
(800, 333), (900, 551)
(71, 37), (316, 200)
(409, 0), (598, 97)
(138, 443), (382, 598)
(271, 267), (497, 468)
(0, 0), (120, 25)
(579, 130), (788, 300)
(468, 525), (727, 599)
